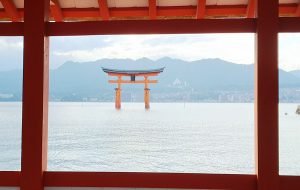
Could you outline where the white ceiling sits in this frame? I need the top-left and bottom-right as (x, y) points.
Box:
(1, 0), (299, 9)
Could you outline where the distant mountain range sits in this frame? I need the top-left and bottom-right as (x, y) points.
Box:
(1, 57), (300, 102)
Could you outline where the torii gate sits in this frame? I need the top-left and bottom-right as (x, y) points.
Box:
(102, 67), (164, 109)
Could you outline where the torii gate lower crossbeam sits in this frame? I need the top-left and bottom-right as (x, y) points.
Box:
(102, 67), (164, 109)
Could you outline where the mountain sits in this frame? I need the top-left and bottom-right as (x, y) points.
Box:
(1, 58), (300, 102)
(290, 70), (300, 79)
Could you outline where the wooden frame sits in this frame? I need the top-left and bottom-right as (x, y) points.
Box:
(0, 0), (20, 21)
(255, 0), (279, 189)
(1, 0), (300, 190)
(1, 18), (300, 37)
(44, 172), (257, 190)
(0, 4), (299, 21)
(50, 0), (63, 22)
(20, 0), (50, 190)
(0, 171), (20, 186)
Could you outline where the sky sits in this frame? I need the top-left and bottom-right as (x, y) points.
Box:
(0, 33), (299, 71)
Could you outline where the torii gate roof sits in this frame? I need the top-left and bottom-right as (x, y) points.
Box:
(102, 67), (164, 75)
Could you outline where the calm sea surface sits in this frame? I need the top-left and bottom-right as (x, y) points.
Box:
(0, 102), (299, 175)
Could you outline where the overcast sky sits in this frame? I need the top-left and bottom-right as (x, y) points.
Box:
(0, 33), (299, 71)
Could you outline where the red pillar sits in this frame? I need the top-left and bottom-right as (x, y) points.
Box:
(255, 0), (279, 190)
(115, 87), (121, 109)
(144, 77), (150, 109)
(21, 0), (50, 190)
(144, 88), (150, 109)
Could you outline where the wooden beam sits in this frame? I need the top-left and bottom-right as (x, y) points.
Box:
(0, 171), (20, 186)
(98, 0), (109, 20)
(280, 176), (300, 190)
(0, 22), (23, 36)
(0, 10), (291, 37)
(255, 0), (279, 190)
(0, 4), (300, 21)
(47, 19), (256, 36)
(109, 5), (246, 18)
(279, 17), (300, 32)
(279, 4), (297, 16)
(21, 0), (49, 190)
(44, 172), (256, 190)
(149, 0), (157, 20)
(0, 0), (20, 21)
(50, 0), (63, 22)
(296, 0), (300, 16)
(109, 80), (158, 84)
(196, 0), (206, 19)
(246, 0), (256, 18)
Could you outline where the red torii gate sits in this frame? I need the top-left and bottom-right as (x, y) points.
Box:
(102, 67), (164, 109)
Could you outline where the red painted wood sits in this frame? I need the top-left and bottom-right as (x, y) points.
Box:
(98, 0), (109, 20)
(0, 22), (23, 35)
(21, 0), (49, 190)
(255, 0), (279, 190)
(0, 0), (20, 21)
(0, 9), (7, 18)
(1, 1), (300, 190)
(47, 19), (256, 36)
(50, 0), (63, 22)
(44, 172), (257, 190)
(280, 176), (300, 190)
(296, 2), (300, 16)
(279, 5), (297, 16)
(0, 171), (20, 186)
(109, 5), (246, 18)
(0, 9), (23, 20)
(148, 0), (156, 20)
(196, 0), (206, 19)
(279, 17), (300, 32)
(52, 4), (300, 19)
(246, 0), (256, 18)
(1, 4), (300, 21)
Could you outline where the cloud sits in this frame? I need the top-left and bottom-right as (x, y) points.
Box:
(51, 34), (255, 68)
(0, 37), (23, 71)
(0, 38), (23, 50)
(1, 34), (300, 71)
(279, 33), (300, 71)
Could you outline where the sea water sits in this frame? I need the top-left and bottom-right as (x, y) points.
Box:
(0, 102), (299, 175)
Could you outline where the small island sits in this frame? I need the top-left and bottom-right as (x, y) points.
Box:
(297, 106), (300, 115)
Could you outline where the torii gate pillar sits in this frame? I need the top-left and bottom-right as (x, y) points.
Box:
(115, 76), (122, 109)
(144, 76), (150, 109)
(144, 88), (150, 109)
(115, 87), (121, 109)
